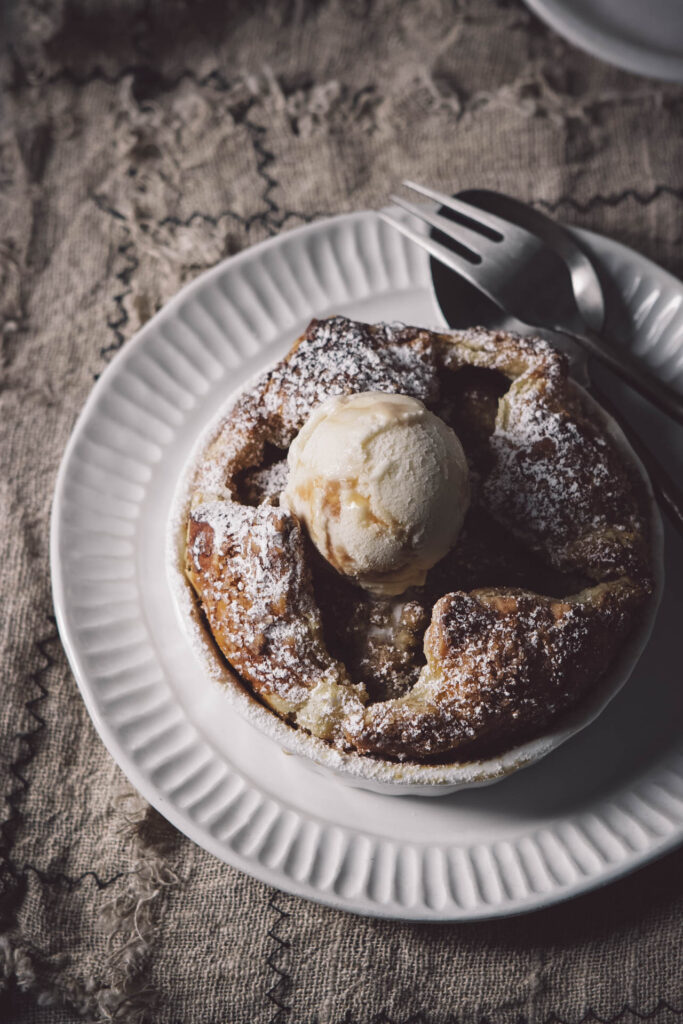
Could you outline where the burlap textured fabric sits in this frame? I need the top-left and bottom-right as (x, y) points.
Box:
(1, 1), (683, 1021)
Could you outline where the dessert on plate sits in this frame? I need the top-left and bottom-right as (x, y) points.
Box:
(181, 316), (654, 767)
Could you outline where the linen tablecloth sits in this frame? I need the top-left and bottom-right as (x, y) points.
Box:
(2, 1), (683, 1020)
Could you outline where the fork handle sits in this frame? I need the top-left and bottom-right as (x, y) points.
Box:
(590, 383), (683, 537)
(558, 325), (683, 427)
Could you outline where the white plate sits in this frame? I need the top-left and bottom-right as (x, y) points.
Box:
(51, 211), (683, 920)
(524, 0), (683, 82)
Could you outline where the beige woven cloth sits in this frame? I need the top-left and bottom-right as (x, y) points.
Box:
(1, 1), (683, 1021)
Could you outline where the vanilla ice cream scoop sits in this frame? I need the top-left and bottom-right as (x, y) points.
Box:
(281, 391), (470, 596)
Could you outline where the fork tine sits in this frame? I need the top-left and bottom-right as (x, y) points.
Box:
(379, 210), (501, 309)
(403, 180), (513, 239)
(390, 194), (487, 260)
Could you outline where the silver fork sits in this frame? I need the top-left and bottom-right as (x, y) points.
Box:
(380, 181), (683, 427)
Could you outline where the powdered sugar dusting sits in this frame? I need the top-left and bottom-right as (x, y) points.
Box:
(483, 376), (647, 580)
(262, 317), (439, 438)
(189, 499), (337, 709)
(347, 582), (641, 760)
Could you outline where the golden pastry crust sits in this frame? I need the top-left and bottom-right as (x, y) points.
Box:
(349, 581), (645, 759)
(184, 317), (653, 762)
